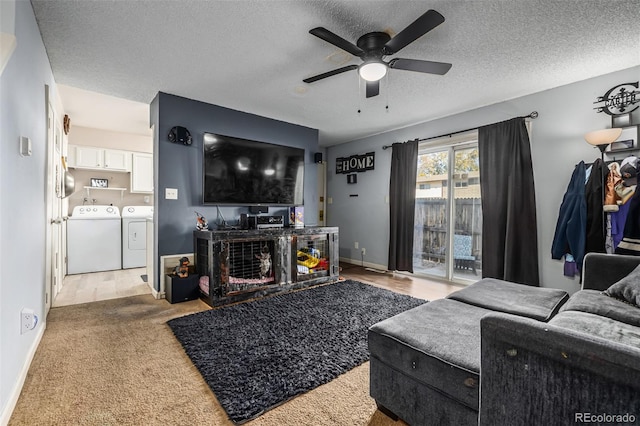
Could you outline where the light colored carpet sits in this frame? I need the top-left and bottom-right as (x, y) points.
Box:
(9, 294), (405, 425)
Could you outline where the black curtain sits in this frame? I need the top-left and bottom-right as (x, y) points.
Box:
(388, 140), (418, 272)
(479, 117), (539, 286)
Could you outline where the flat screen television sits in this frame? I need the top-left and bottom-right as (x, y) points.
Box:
(203, 132), (304, 206)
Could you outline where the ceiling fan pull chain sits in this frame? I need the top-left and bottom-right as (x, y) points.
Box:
(385, 73), (390, 113)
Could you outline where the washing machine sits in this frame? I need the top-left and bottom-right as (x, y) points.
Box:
(67, 205), (122, 274)
(122, 206), (154, 269)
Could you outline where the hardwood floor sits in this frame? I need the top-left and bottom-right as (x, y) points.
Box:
(53, 262), (462, 308)
(339, 262), (466, 301)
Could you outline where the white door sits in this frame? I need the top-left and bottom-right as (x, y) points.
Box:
(45, 87), (65, 314)
(317, 161), (326, 226)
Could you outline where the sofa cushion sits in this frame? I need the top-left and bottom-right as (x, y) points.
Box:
(369, 298), (490, 410)
(549, 311), (640, 349)
(560, 290), (640, 328)
(604, 264), (640, 307)
(446, 278), (569, 321)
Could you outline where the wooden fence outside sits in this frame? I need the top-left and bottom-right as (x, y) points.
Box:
(414, 198), (483, 263)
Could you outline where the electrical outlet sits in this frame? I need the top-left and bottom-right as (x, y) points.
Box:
(354, 241), (359, 249)
(361, 248), (366, 256)
(21, 308), (38, 334)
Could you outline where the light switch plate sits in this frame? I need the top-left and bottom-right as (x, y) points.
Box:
(165, 188), (178, 200)
(19, 136), (32, 157)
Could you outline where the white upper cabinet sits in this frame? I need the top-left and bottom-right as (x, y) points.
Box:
(103, 149), (130, 171)
(72, 146), (103, 169)
(131, 152), (153, 193)
(68, 145), (131, 172)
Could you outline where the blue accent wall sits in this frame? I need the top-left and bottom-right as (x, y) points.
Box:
(150, 93), (319, 289)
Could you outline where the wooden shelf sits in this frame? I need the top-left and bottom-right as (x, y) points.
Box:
(83, 186), (127, 200)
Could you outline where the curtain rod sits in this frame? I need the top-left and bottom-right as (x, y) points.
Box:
(381, 111), (539, 150)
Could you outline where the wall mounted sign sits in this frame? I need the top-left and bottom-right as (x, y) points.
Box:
(593, 81), (639, 116)
(336, 152), (375, 174)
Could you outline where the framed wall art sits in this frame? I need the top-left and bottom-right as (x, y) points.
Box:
(90, 178), (108, 188)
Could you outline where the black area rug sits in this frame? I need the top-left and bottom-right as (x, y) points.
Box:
(167, 280), (426, 424)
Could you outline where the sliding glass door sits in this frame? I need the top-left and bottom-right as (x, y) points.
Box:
(413, 137), (482, 282)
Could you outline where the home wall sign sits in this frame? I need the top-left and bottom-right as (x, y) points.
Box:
(336, 152), (375, 174)
(593, 81), (639, 116)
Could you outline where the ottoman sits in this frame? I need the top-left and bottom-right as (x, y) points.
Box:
(368, 278), (569, 425)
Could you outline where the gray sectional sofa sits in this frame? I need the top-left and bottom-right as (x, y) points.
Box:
(368, 253), (640, 425)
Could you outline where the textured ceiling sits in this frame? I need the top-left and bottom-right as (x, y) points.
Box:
(31, 0), (640, 145)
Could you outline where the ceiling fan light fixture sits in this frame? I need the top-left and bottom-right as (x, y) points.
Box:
(358, 61), (387, 82)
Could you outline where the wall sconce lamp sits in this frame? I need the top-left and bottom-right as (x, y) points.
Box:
(584, 128), (623, 160)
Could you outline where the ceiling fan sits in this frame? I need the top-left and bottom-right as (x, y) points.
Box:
(303, 9), (452, 98)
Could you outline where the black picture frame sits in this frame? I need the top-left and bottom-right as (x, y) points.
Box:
(90, 178), (108, 188)
(606, 125), (639, 153)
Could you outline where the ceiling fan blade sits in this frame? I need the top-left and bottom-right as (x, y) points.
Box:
(309, 27), (364, 57)
(389, 58), (452, 75)
(303, 65), (358, 83)
(383, 10), (445, 55)
(366, 80), (379, 98)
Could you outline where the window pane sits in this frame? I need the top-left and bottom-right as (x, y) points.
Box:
(452, 147), (482, 280)
(414, 150), (449, 278)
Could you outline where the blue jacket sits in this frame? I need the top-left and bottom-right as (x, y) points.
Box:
(551, 161), (587, 269)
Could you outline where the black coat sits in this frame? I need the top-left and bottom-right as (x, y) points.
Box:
(584, 158), (607, 255)
(551, 161), (587, 268)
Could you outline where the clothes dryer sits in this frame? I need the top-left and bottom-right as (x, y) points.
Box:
(122, 206), (154, 269)
(67, 205), (122, 274)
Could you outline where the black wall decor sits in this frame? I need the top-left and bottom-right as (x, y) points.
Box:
(593, 82), (639, 116)
(347, 174), (358, 184)
(336, 152), (375, 174)
(314, 152), (323, 163)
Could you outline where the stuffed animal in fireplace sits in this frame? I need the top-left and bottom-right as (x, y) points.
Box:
(173, 257), (190, 278)
(255, 246), (272, 279)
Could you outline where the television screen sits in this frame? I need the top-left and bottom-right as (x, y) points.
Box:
(203, 132), (304, 206)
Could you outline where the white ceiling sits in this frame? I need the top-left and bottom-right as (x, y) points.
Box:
(31, 0), (640, 145)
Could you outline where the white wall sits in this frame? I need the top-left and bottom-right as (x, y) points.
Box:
(69, 125), (152, 152)
(0, 0), (57, 422)
(327, 66), (640, 294)
(67, 126), (154, 211)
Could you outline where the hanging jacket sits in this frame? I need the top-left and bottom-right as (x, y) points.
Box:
(551, 161), (587, 269)
(584, 158), (607, 255)
(616, 183), (640, 256)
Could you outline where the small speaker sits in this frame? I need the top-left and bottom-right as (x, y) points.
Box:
(249, 205), (268, 214)
(247, 216), (257, 230)
(314, 152), (323, 163)
(240, 213), (248, 230)
(168, 126), (192, 145)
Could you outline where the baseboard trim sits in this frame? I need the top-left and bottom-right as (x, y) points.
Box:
(339, 258), (389, 272)
(1, 321), (46, 426)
